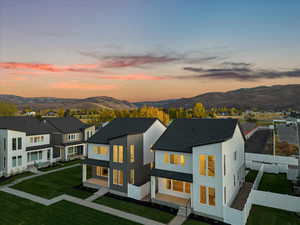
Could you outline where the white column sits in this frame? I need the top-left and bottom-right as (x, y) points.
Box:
(82, 164), (87, 182)
(107, 168), (110, 187)
(151, 176), (156, 199)
(65, 147), (68, 161)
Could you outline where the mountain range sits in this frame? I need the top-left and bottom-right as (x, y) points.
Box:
(1, 84), (300, 111)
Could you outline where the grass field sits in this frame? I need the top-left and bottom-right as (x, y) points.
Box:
(245, 170), (258, 183)
(0, 191), (140, 225)
(246, 205), (300, 225)
(94, 195), (175, 223)
(13, 166), (95, 199)
(39, 159), (81, 172)
(258, 173), (293, 195)
(0, 172), (34, 186)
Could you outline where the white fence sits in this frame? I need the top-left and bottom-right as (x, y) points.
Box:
(127, 182), (150, 200)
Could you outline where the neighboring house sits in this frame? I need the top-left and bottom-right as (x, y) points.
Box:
(150, 118), (245, 221)
(0, 117), (56, 177)
(82, 118), (166, 200)
(44, 117), (95, 162)
(0, 116), (95, 177)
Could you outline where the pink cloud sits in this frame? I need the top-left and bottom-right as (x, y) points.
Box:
(50, 81), (117, 90)
(0, 62), (101, 73)
(98, 74), (169, 80)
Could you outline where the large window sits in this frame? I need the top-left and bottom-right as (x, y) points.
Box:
(94, 146), (108, 155)
(27, 151), (43, 162)
(113, 169), (123, 185)
(200, 185), (207, 204)
(96, 166), (108, 177)
(12, 138), (17, 150)
(12, 156), (17, 167)
(164, 179), (191, 193)
(130, 145), (135, 162)
(164, 153), (185, 166)
(113, 145), (123, 163)
(208, 155), (215, 176)
(129, 169), (135, 184)
(164, 153), (169, 163)
(17, 156), (22, 166)
(208, 187), (216, 206)
(199, 155), (206, 176)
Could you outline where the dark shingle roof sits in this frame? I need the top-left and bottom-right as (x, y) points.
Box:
(44, 117), (91, 133)
(152, 118), (240, 153)
(0, 117), (56, 135)
(88, 118), (158, 144)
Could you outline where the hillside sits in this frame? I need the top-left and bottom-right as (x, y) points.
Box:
(0, 95), (136, 110)
(135, 84), (300, 111)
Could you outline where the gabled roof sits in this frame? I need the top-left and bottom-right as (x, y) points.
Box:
(44, 117), (92, 133)
(0, 117), (56, 135)
(88, 118), (158, 144)
(152, 118), (241, 153)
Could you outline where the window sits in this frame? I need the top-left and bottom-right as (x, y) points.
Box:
(185, 182), (191, 193)
(12, 138), (17, 150)
(164, 153), (169, 163)
(200, 185), (206, 204)
(113, 169), (123, 185)
(130, 145), (135, 162)
(17, 137), (22, 150)
(96, 166), (108, 177)
(12, 156), (17, 167)
(30, 137), (34, 143)
(47, 149), (51, 160)
(199, 155), (206, 176)
(173, 180), (184, 192)
(113, 145), (118, 162)
(17, 156), (22, 166)
(234, 175), (236, 186)
(129, 169), (135, 184)
(169, 154), (185, 166)
(113, 145), (123, 163)
(224, 186), (227, 204)
(94, 146), (108, 155)
(208, 187), (216, 206)
(208, 155), (215, 177)
(234, 151), (237, 161)
(151, 162), (154, 169)
(165, 179), (172, 190)
(224, 155), (226, 176)
(118, 146), (123, 163)
(27, 151), (43, 162)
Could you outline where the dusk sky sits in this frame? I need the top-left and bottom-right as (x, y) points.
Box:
(1, 0), (300, 102)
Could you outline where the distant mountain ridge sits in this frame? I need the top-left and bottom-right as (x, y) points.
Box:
(135, 84), (300, 111)
(0, 95), (136, 110)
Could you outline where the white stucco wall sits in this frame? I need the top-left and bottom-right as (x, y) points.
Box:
(155, 150), (193, 174)
(84, 126), (96, 141)
(87, 143), (110, 161)
(128, 182), (150, 200)
(26, 134), (50, 147)
(143, 120), (166, 165)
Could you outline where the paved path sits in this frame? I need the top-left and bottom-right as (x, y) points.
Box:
(168, 216), (187, 225)
(85, 187), (109, 202)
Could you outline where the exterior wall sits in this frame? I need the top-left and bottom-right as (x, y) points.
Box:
(0, 129), (8, 177)
(87, 143), (110, 161)
(128, 182), (150, 200)
(192, 142), (224, 219)
(222, 125), (245, 206)
(84, 126), (96, 141)
(155, 150), (193, 174)
(26, 134), (50, 147)
(143, 120), (166, 165)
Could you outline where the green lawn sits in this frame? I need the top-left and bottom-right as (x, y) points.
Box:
(0, 172), (34, 186)
(245, 170), (258, 183)
(246, 205), (300, 225)
(39, 159), (81, 172)
(258, 173), (293, 195)
(13, 166), (94, 199)
(0, 191), (140, 225)
(182, 218), (210, 225)
(94, 195), (175, 223)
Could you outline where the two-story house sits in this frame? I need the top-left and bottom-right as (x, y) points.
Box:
(0, 117), (56, 177)
(82, 118), (166, 200)
(150, 118), (245, 222)
(44, 117), (95, 161)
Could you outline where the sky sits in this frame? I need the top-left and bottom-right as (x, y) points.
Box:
(1, 0), (300, 102)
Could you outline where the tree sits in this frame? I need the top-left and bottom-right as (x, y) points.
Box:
(57, 108), (65, 117)
(0, 102), (18, 116)
(192, 103), (207, 118)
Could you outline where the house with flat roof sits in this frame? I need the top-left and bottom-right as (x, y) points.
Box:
(82, 118), (166, 200)
(150, 118), (246, 221)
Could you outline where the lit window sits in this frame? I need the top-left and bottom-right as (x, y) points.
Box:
(165, 179), (172, 190)
(94, 146), (108, 155)
(130, 145), (135, 162)
(164, 153), (169, 163)
(208, 187), (216, 206)
(173, 180), (184, 192)
(200, 185), (207, 204)
(119, 146), (123, 163)
(199, 155), (206, 176)
(96, 166), (108, 177)
(169, 154), (185, 165)
(129, 169), (134, 184)
(113, 169), (123, 185)
(185, 182), (191, 193)
(208, 155), (215, 177)
(113, 145), (118, 162)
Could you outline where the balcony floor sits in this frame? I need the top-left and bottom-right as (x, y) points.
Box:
(86, 177), (108, 188)
(153, 193), (190, 208)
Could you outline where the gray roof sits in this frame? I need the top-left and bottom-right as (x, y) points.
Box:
(0, 117), (56, 135)
(88, 118), (158, 144)
(44, 117), (91, 133)
(152, 118), (241, 153)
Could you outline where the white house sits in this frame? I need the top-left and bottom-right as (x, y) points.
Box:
(151, 118), (245, 222)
